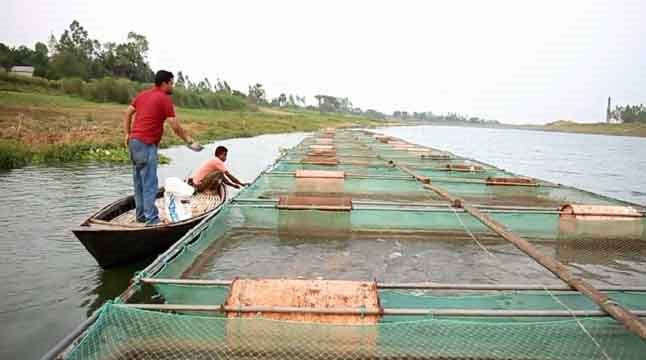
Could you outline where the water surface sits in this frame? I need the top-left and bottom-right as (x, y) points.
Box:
(0, 133), (306, 359)
(1, 126), (645, 359)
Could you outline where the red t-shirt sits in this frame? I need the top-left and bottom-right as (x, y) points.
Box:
(129, 87), (176, 145)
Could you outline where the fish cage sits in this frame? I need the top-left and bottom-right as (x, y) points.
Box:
(52, 129), (646, 360)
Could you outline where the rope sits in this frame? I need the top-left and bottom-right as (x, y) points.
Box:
(448, 205), (495, 258)
(447, 200), (527, 283)
(453, 197), (611, 358)
(445, 181), (611, 359)
(542, 286), (612, 360)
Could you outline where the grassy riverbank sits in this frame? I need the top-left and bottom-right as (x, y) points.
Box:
(534, 121), (646, 138)
(0, 90), (380, 169)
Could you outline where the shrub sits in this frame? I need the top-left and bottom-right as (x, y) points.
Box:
(0, 70), (60, 90)
(172, 88), (246, 111)
(61, 77), (84, 95)
(0, 140), (32, 169)
(82, 77), (137, 104)
(215, 93), (246, 111)
(0, 70), (247, 111)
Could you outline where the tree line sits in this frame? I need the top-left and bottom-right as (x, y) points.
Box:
(1, 20), (390, 119)
(392, 111), (500, 125)
(1, 21), (153, 82)
(613, 104), (646, 124)
(0, 21), (248, 111)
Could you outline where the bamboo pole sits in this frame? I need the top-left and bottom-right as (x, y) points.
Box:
(378, 282), (646, 292)
(233, 198), (563, 214)
(139, 277), (646, 292)
(232, 203), (559, 214)
(118, 303), (646, 317)
(423, 182), (646, 339)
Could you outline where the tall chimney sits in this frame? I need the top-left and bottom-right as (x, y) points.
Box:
(606, 96), (612, 123)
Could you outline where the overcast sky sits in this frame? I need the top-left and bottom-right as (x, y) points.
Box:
(2, 0), (645, 124)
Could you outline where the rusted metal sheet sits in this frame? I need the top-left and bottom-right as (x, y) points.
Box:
(296, 172), (344, 193)
(486, 177), (538, 186)
(392, 145), (416, 151)
(224, 279), (379, 355)
(278, 195), (352, 210)
(295, 170), (345, 179)
(407, 147), (432, 153)
(446, 163), (485, 172)
(559, 204), (642, 220)
(310, 144), (335, 151)
(225, 279), (380, 324)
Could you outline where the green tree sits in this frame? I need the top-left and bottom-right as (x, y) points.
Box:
(109, 32), (153, 82)
(197, 77), (211, 92)
(248, 83), (266, 104)
(222, 80), (232, 94)
(315, 95), (344, 113)
(51, 20), (96, 79)
(31, 42), (49, 77)
(176, 71), (186, 88)
(216, 78), (225, 92)
(616, 104), (646, 123)
(0, 43), (15, 70)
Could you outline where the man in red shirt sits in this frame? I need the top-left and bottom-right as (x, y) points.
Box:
(190, 146), (249, 193)
(123, 70), (202, 224)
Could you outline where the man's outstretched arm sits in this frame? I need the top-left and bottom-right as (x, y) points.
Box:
(224, 171), (250, 187)
(166, 117), (193, 143)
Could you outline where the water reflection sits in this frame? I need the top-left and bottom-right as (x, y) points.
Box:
(83, 256), (155, 317)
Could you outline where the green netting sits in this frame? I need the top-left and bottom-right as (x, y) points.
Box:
(430, 181), (622, 207)
(63, 129), (646, 360)
(142, 203), (646, 312)
(272, 162), (408, 176)
(411, 167), (512, 179)
(68, 303), (646, 360)
(240, 173), (440, 202)
(270, 161), (629, 207)
(153, 275), (646, 313)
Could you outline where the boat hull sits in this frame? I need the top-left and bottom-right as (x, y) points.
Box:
(73, 218), (203, 268)
(73, 187), (225, 268)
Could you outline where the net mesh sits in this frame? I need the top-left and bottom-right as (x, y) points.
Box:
(64, 130), (646, 360)
(68, 303), (646, 360)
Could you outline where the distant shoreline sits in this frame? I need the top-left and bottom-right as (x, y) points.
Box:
(387, 121), (646, 138)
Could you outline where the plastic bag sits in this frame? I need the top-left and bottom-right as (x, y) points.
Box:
(164, 177), (194, 222)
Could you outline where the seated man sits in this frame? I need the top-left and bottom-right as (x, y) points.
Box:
(190, 146), (249, 193)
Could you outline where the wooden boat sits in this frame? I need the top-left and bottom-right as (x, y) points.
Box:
(73, 186), (226, 268)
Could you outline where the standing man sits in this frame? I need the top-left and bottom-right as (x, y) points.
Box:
(124, 70), (202, 225)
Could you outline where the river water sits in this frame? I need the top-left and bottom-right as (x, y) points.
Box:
(1, 126), (645, 359)
(0, 132), (307, 359)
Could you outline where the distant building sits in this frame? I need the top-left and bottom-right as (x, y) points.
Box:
(10, 66), (35, 77)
